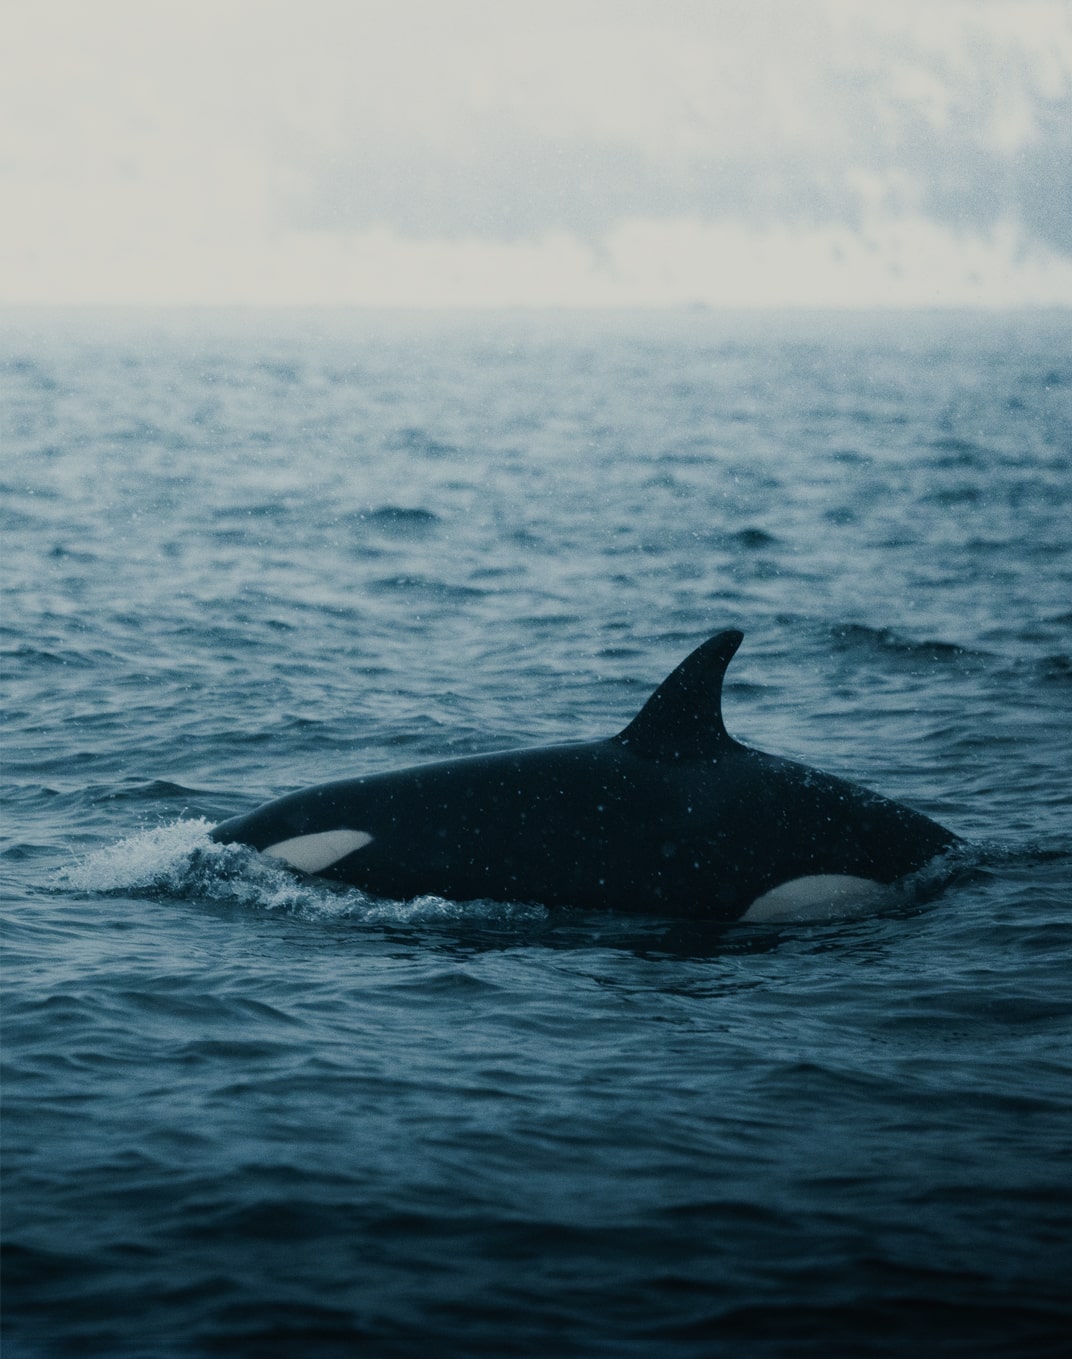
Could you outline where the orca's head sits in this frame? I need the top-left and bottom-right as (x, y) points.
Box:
(211, 805), (373, 876)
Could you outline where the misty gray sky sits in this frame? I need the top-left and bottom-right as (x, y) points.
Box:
(3, 0), (1070, 305)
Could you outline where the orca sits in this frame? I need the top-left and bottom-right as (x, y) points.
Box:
(210, 630), (959, 921)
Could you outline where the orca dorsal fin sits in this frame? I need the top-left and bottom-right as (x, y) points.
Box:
(616, 629), (744, 761)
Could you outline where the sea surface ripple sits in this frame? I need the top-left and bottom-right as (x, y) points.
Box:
(2, 308), (1071, 1357)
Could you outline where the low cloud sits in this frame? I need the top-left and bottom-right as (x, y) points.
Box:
(2, 0), (1069, 305)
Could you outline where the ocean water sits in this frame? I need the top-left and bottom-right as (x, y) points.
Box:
(2, 307), (1070, 1358)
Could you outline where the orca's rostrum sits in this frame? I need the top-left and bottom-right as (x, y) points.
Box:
(211, 630), (959, 921)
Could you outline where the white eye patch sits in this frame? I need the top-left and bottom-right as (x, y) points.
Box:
(263, 829), (373, 875)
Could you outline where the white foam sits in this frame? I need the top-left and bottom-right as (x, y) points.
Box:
(263, 829), (373, 874)
(741, 873), (891, 922)
(56, 819), (325, 913)
(57, 818), (217, 893)
(53, 820), (546, 926)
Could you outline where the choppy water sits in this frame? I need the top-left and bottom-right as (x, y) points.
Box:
(2, 308), (1071, 1357)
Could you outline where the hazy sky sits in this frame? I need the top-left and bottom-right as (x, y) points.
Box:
(3, 0), (1071, 306)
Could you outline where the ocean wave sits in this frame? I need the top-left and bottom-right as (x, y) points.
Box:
(827, 622), (976, 664)
(53, 820), (547, 928)
(353, 505), (442, 532)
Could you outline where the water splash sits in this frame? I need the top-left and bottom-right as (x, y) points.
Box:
(54, 818), (547, 926)
(57, 818), (221, 894)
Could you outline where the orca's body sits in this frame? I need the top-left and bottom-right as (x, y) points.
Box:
(211, 631), (958, 920)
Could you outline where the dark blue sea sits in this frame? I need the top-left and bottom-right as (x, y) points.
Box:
(2, 308), (1071, 1358)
